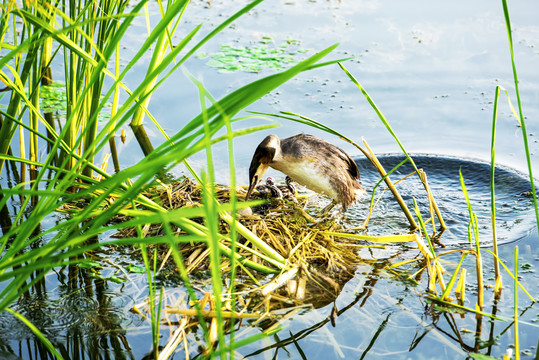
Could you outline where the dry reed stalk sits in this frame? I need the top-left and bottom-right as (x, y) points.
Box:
(419, 169), (447, 232)
(360, 140), (419, 230)
(491, 212), (502, 299)
(435, 261), (447, 294)
(104, 176), (462, 334)
(475, 252), (484, 312)
(261, 266), (300, 296)
(494, 274), (503, 299)
(287, 279), (298, 297)
(426, 257), (437, 294)
(415, 235), (433, 259)
(296, 276), (307, 300)
(185, 248), (210, 273)
(456, 268), (467, 305)
(158, 317), (190, 360)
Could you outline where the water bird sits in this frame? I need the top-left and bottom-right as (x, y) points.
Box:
(266, 176), (298, 204)
(246, 133), (366, 214)
(255, 177), (283, 199)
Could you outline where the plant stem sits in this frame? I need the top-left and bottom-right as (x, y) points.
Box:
(501, 0), (539, 235)
(514, 245), (520, 360)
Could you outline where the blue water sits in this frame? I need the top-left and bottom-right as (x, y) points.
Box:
(124, 0), (539, 186)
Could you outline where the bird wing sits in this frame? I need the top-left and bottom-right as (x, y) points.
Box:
(281, 133), (361, 180)
(343, 150), (360, 181)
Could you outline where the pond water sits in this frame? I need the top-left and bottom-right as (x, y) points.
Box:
(137, 0), (539, 182)
(1, 0), (539, 359)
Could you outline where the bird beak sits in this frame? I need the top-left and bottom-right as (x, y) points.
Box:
(246, 175), (258, 200)
(246, 162), (269, 200)
(246, 139), (274, 201)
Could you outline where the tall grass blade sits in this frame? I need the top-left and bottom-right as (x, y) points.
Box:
(482, 249), (534, 302)
(197, 77), (227, 355)
(459, 168), (484, 311)
(338, 62), (447, 230)
(412, 198), (435, 258)
(501, 0), (539, 234)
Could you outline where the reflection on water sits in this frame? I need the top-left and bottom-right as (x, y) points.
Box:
(0, 252), (534, 360)
(0, 152), (537, 359)
(235, 236), (538, 360)
(0, 253), (137, 360)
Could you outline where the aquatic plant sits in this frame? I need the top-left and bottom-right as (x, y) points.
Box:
(198, 39), (310, 73)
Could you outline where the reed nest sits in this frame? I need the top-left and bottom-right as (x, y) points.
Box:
(111, 177), (372, 306)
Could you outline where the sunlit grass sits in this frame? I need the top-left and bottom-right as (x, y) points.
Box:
(501, 0), (539, 232)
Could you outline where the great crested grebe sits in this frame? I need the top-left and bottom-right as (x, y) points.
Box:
(246, 133), (366, 213)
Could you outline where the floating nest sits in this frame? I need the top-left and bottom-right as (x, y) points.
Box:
(111, 177), (372, 307)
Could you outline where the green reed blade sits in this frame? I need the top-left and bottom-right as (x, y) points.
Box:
(412, 198), (435, 258)
(459, 168), (480, 250)
(501, 0), (539, 234)
(482, 249), (535, 302)
(129, 0), (189, 128)
(198, 79), (227, 354)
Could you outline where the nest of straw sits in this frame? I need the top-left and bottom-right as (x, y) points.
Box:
(111, 177), (366, 305)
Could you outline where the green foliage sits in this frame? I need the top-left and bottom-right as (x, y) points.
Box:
(0, 0), (340, 356)
(127, 263), (146, 273)
(40, 81), (112, 121)
(1, 0), (534, 357)
(39, 81), (67, 113)
(501, 0), (539, 232)
(6, 309), (65, 360)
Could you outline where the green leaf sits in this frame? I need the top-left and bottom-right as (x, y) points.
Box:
(108, 276), (126, 284)
(78, 260), (102, 269)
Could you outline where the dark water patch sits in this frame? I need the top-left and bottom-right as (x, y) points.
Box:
(350, 154), (536, 246)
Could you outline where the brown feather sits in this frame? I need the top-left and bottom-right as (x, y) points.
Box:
(248, 133), (365, 211)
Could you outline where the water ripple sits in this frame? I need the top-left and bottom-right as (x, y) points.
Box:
(352, 154), (536, 246)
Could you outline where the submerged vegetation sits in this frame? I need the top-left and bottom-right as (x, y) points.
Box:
(0, 0), (537, 359)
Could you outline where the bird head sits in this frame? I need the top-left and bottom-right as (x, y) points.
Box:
(246, 135), (279, 200)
